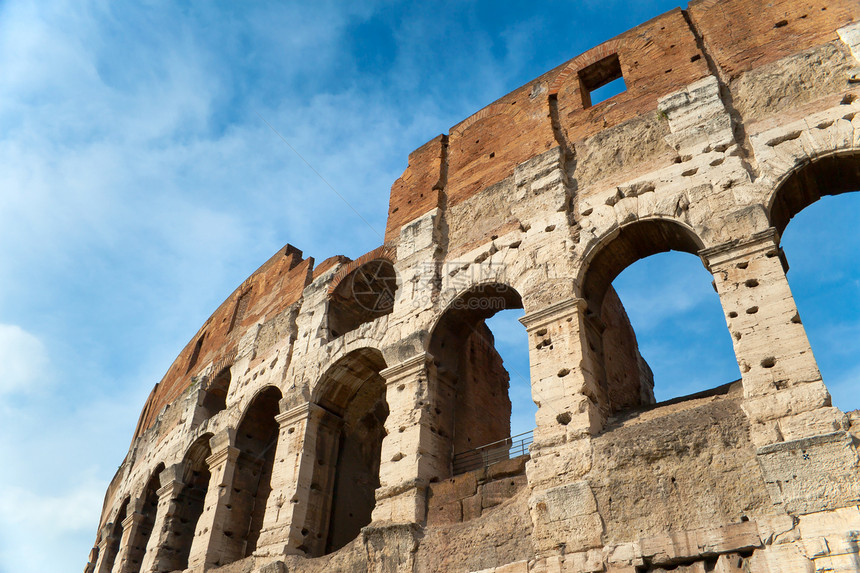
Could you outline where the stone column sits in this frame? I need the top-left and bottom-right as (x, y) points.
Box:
(84, 545), (98, 573)
(139, 464), (185, 573)
(701, 229), (843, 446)
(186, 430), (241, 570)
(520, 297), (605, 489)
(255, 401), (343, 557)
(113, 499), (146, 573)
(519, 298), (606, 558)
(372, 353), (455, 525)
(93, 525), (114, 573)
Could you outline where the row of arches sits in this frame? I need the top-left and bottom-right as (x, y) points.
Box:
(97, 153), (858, 571)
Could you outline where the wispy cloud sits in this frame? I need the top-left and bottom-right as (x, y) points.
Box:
(0, 325), (50, 396)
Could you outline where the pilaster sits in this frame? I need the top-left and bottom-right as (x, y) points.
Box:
(114, 504), (146, 573)
(186, 430), (241, 569)
(372, 353), (453, 525)
(140, 464), (185, 573)
(256, 401), (343, 557)
(701, 229), (843, 446)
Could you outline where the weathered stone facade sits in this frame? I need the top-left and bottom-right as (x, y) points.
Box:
(88, 1), (860, 571)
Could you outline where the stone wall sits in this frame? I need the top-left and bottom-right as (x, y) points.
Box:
(88, 1), (860, 572)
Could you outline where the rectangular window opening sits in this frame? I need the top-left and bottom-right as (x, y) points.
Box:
(579, 53), (627, 108)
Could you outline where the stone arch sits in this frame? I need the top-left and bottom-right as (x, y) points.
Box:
(428, 281), (526, 472)
(327, 249), (398, 339)
(578, 218), (706, 313)
(198, 366), (231, 421)
(154, 434), (213, 572)
(98, 496), (129, 573)
(227, 385), (282, 562)
(122, 463), (164, 573)
(767, 151), (860, 236)
(300, 347), (388, 556)
(576, 218), (713, 414)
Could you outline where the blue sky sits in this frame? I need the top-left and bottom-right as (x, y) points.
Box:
(0, 1), (856, 571)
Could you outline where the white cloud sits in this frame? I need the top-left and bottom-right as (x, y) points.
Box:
(0, 325), (49, 396)
(0, 480), (105, 573)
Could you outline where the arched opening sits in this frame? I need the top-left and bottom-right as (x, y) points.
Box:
(580, 219), (738, 416)
(328, 259), (398, 338)
(100, 497), (129, 573)
(307, 348), (388, 556)
(123, 464), (163, 573)
(769, 152), (860, 237)
(771, 154), (860, 412)
(155, 435), (212, 572)
(200, 367), (230, 418)
(429, 283), (527, 475)
(611, 253), (742, 403)
(228, 386), (282, 561)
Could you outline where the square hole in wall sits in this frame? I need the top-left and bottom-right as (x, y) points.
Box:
(578, 53), (627, 108)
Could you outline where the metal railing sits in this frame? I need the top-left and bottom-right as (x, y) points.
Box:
(452, 430), (533, 475)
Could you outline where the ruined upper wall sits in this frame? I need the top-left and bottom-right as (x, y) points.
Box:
(384, 1), (857, 244)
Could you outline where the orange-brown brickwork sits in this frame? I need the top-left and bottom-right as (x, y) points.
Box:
(688, 0), (857, 79)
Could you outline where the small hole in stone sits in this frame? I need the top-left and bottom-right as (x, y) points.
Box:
(287, 427), (295, 434)
(736, 261), (749, 269)
(841, 94), (857, 105)
(557, 368), (570, 378)
(745, 279), (759, 287)
(397, 384), (405, 391)
(556, 412), (572, 425)
(489, 152), (495, 158)
(728, 311), (738, 318)
(791, 313), (802, 324)
(774, 19), (788, 28)
(545, 225), (556, 232)
(746, 306), (759, 314)
(761, 357), (776, 368)
(536, 328), (548, 337)
(690, 54), (701, 62)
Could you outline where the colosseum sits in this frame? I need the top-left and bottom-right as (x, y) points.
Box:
(87, 1), (860, 571)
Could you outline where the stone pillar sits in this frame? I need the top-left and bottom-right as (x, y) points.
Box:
(520, 297), (605, 488)
(186, 430), (241, 570)
(113, 500), (146, 573)
(372, 353), (454, 525)
(256, 401), (343, 557)
(701, 229), (844, 446)
(518, 298), (606, 558)
(139, 464), (185, 573)
(93, 525), (114, 573)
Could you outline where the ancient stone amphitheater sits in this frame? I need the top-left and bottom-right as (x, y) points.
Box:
(87, 1), (860, 572)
